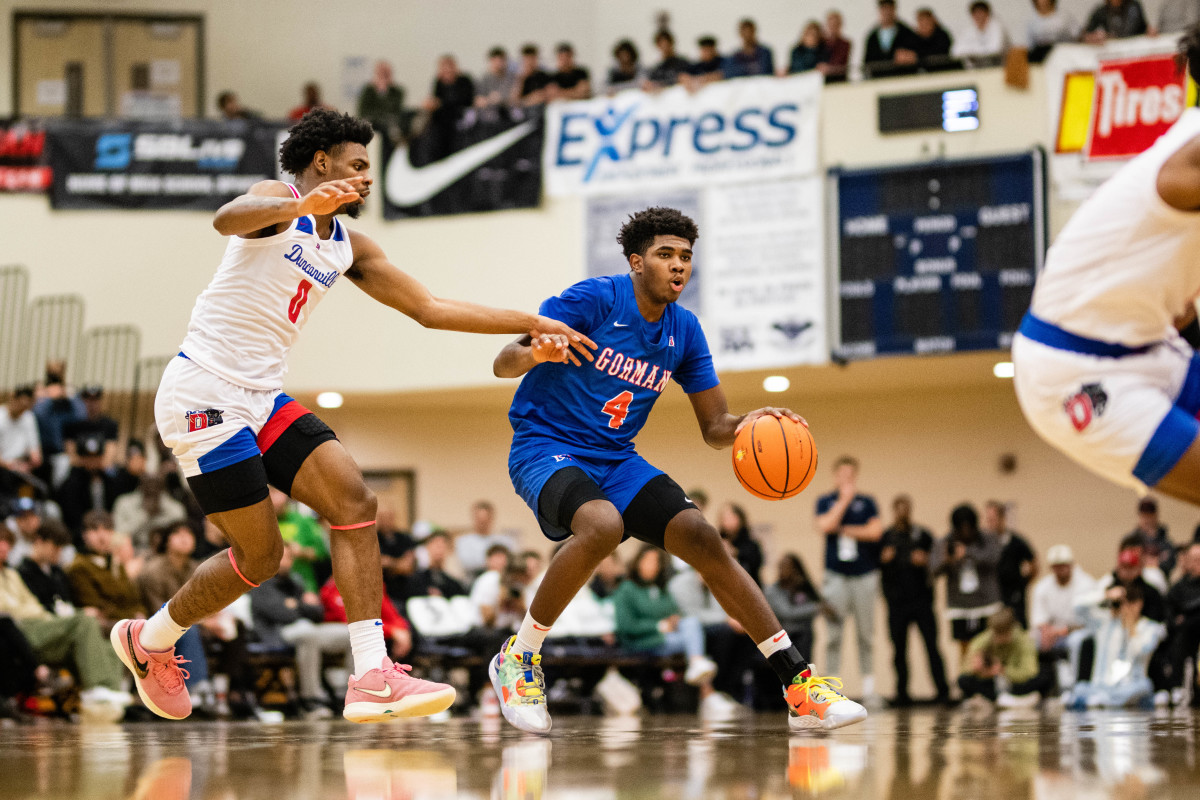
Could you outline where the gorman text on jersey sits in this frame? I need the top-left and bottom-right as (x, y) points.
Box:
(593, 347), (672, 393)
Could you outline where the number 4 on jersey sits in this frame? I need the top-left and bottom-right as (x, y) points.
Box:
(288, 279), (313, 324)
(602, 390), (634, 429)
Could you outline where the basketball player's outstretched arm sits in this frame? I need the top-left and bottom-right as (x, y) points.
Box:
(345, 230), (598, 352)
(212, 178), (365, 237)
(687, 386), (805, 449)
(494, 333), (591, 376)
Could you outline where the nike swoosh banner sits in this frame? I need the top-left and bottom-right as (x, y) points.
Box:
(544, 73), (821, 197)
(382, 110), (543, 219)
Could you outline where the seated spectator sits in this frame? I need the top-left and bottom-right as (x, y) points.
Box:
(417, 530), (468, 598)
(1160, 0), (1200, 34)
(959, 608), (1046, 707)
(63, 386), (118, 468)
(55, 434), (118, 539)
(787, 21), (829, 74)
(604, 39), (646, 95)
(0, 616), (42, 722)
(549, 43), (591, 101)
(1, 385), (44, 500)
(590, 552), (625, 599)
(0, 526), (132, 717)
(378, 518), (414, 579)
(475, 47), (515, 116)
(217, 90), (259, 121)
(1026, 0), (1081, 62)
(725, 18), (774, 78)
(5, 497), (49, 568)
(191, 517), (229, 562)
(357, 60), (406, 139)
(1093, 536), (1169, 615)
(952, 1), (1009, 65)
(112, 475), (187, 553)
(820, 10), (853, 82)
(250, 546), (351, 719)
(270, 487), (330, 594)
(470, 546), (526, 632)
(32, 367), (81, 488)
(717, 503), (763, 586)
(1130, 497), (1177, 581)
(1164, 543), (1200, 705)
(66, 511), (145, 634)
(913, 7), (955, 67)
(455, 500), (509, 580)
(932, 504), (1003, 654)
(288, 81), (329, 121)
(1083, 0), (1148, 43)
(1030, 545), (1095, 690)
(513, 44), (552, 106)
(320, 577), (412, 661)
(16, 520), (75, 614)
(684, 36), (725, 89)
(864, 0), (921, 77)
(382, 536), (425, 612)
(612, 546), (720, 698)
(520, 550), (544, 586)
(109, 439), (147, 499)
(645, 30), (690, 89)
(765, 553), (821, 663)
(111, 531), (144, 583)
(1067, 582), (1165, 708)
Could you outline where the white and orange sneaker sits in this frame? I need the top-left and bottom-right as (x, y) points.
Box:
(785, 668), (868, 732)
(110, 619), (192, 720)
(343, 658), (456, 723)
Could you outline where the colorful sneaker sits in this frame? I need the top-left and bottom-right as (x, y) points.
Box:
(785, 669), (868, 731)
(343, 658), (456, 723)
(489, 635), (551, 734)
(109, 619), (192, 720)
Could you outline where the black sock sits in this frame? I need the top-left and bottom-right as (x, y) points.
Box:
(767, 645), (808, 685)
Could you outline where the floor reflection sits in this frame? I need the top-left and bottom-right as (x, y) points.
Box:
(0, 709), (1197, 799)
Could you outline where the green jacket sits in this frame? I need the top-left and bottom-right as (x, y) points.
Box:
(612, 580), (679, 650)
(965, 625), (1040, 684)
(277, 510), (329, 594)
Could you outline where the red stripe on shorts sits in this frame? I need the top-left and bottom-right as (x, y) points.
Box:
(257, 400), (310, 453)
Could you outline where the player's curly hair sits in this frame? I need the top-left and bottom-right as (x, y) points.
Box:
(278, 109), (374, 176)
(1177, 23), (1200, 86)
(616, 206), (699, 259)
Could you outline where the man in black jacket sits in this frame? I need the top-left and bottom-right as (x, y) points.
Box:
(864, 0), (921, 77)
(16, 521), (76, 614)
(1166, 544), (1200, 705)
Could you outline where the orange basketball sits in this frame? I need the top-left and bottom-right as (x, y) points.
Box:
(731, 415), (818, 501)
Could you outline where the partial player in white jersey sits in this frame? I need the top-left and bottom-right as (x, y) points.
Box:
(1013, 29), (1200, 505)
(109, 109), (595, 723)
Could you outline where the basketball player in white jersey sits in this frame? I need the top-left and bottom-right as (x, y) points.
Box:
(1014, 30), (1200, 507)
(109, 109), (594, 722)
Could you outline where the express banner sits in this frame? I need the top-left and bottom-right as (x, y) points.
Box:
(544, 73), (822, 197)
(45, 119), (288, 210)
(381, 111), (543, 219)
(0, 120), (50, 192)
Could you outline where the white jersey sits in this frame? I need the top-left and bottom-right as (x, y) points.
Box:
(1031, 108), (1200, 347)
(180, 183), (355, 390)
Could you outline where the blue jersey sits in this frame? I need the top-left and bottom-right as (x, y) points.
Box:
(509, 274), (719, 456)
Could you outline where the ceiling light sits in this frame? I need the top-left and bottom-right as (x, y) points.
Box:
(763, 376), (790, 393)
(993, 362), (1015, 379)
(316, 391), (344, 409)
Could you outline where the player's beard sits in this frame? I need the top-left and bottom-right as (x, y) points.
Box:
(340, 200), (365, 219)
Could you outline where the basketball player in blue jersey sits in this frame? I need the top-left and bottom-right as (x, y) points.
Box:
(488, 207), (867, 733)
(108, 109), (594, 723)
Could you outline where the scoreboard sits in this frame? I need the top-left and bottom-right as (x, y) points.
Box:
(832, 150), (1045, 360)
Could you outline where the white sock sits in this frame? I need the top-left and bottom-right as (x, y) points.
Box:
(349, 619), (389, 679)
(513, 613), (552, 655)
(757, 630), (792, 659)
(139, 603), (189, 652)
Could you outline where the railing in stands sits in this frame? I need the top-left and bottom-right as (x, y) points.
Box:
(78, 325), (142, 439)
(21, 294), (84, 388)
(0, 266), (29, 394)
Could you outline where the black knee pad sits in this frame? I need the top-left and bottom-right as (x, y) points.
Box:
(536, 467), (609, 540)
(187, 456), (270, 515)
(262, 412), (338, 494)
(621, 474), (698, 549)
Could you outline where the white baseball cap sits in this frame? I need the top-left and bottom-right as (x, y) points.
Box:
(1046, 545), (1074, 566)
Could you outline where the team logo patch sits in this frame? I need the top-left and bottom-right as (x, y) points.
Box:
(1063, 383), (1108, 432)
(185, 408), (224, 432)
(551, 454), (574, 463)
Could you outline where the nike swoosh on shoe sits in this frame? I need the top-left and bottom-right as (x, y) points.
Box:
(127, 627), (149, 678)
(384, 121), (537, 206)
(355, 685), (394, 699)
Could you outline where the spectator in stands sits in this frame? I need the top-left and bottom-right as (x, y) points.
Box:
(717, 503), (764, 586)
(476, 47), (515, 115)
(16, 520), (75, 613)
(321, 577), (412, 661)
(1130, 497), (1177, 580)
(216, 90), (258, 121)
(1165, 543), (1200, 705)
(0, 385), (42, 498)
(422, 55), (476, 160)
(112, 475), (187, 553)
(984, 501), (1037, 629)
(820, 10), (853, 81)
(549, 42), (591, 101)
(513, 44), (553, 106)
(787, 21), (829, 74)
(5, 497), (47, 568)
(684, 35), (726, 90)
(1101, 535), (1169, 608)
(270, 487), (330, 594)
(456, 499), (495, 578)
(1067, 582), (1165, 708)
(520, 550), (544, 585)
(288, 81), (329, 121)
(932, 503), (1003, 655)
(864, 0), (921, 77)
(32, 367), (81, 487)
(63, 386), (118, 467)
(1026, 0), (1081, 61)
(191, 517), (228, 562)
(417, 530), (467, 597)
(880, 494), (950, 705)
(67, 511), (144, 634)
(764, 553), (821, 671)
(1030, 544), (1095, 690)
(815, 455), (883, 702)
(1160, 0), (1200, 34)
(725, 18), (774, 78)
(109, 439), (146, 499)
(951, 1), (1009, 64)
(645, 30), (690, 89)
(1083, 0), (1148, 43)
(604, 39), (646, 95)
(912, 7), (955, 67)
(378, 511), (414, 580)
(250, 545), (351, 719)
(382, 535), (424, 612)
(0, 616), (41, 722)
(357, 60), (406, 139)
(469, 544), (516, 630)
(590, 552), (625, 599)
(959, 608), (1045, 708)
(54, 434), (118, 540)
(613, 546), (721, 703)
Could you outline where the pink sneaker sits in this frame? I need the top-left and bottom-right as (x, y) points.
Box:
(109, 619), (192, 720)
(343, 658), (456, 723)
